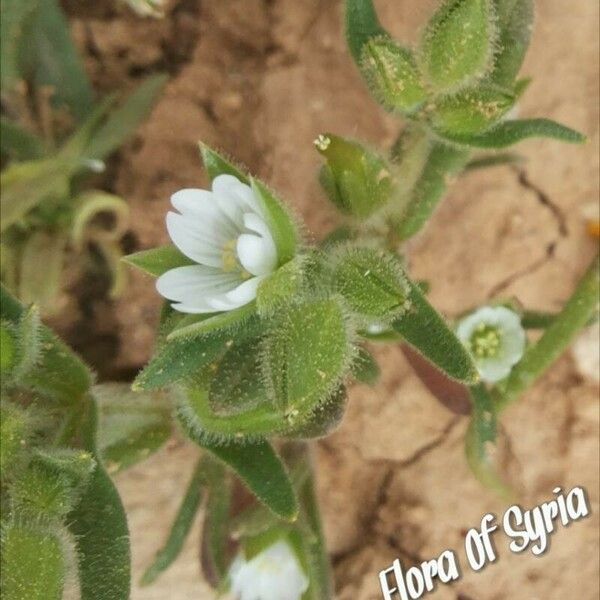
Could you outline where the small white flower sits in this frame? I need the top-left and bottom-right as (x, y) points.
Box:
(228, 539), (309, 600)
(156, 175), (278, 313)
(456, 306), (526, 383)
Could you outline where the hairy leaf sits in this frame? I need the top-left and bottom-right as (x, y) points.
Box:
(123, 245), (195, 277)
(344, 0), (388, 65)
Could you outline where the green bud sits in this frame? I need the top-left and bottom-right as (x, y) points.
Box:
(0, 523), (66, 600)
(430, 85), (515, 135)
(0, 403), (29, 479)
(419, 0), (497, 93)
(261, 297), (354, 417)
(360, 37), (427, 113)
(316, 134), (395, 218)
(256, 256), (306, 316)
(331, 246), (411, 323)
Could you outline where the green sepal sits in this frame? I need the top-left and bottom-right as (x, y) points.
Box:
(199, 142), (249, 184)
(0, 323), (17, 376)
(180, 418), (299, 521)
(351, 346), (380, 385)
(488, 0), (534, 87)
(360, 37), (427, 113)
(442, 118), (587, 148)
(123, 245), (195, 277)
(393, 279), (479, 384)
(167, 302), (256, 341)
(344, 0), (388, 66)
(256, 256), (306, 316)
(208, 336), (267, 416)
(0, 402), (31, 479)
(418, 0), (497, 94)
(465, 384), (512, 498)
(316, 134), (394, 218)
(94, 383), (172, 474)
(250, 177), (298, 266)
(330, 246), (411, 323)
(0, 522), (67, 600)
(431, 85), (515, 136)
(261, 297), (354, 416)
(397, 142), (470, 240)
(141, 457), (207, 585)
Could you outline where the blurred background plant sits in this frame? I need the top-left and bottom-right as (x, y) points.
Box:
(0, 0), (166, 314)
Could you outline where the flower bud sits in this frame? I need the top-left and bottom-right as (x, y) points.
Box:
(360, 37), (427, 114)
(315, 133), (394, 218)
(419, 0), (497, 93)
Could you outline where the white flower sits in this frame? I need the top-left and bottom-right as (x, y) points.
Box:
(156, 175), (278, 314)
(228, 539), (309, 600)
(456, 306), (526, 383)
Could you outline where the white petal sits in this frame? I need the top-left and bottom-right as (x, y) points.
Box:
(224, 276), (263, 305)
(213, 174), (262, 215)
(477, 358), (513, 383)
(236, 233), (277, 276)
(243, 212), (272, 238)
(166, 212), (224, 267)
(156, 265), (240, 313)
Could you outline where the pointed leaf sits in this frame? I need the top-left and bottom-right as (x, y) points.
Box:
(123, 245), (195, 277)
(443, 118), (586, 148)
(182, 432), (298, 521)
(199, 142), (249, 184)
(393, 279), (479, 383)
(84, 74), (167, 160)
(141, 457), (206, 585)
(351, 346), (380, 385)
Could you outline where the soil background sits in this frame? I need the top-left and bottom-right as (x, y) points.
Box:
(59, 0), (599, 598)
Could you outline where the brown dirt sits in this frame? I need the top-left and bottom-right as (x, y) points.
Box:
(61, 1), (599, 598)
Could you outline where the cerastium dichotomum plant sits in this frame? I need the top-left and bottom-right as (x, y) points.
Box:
(0, 283), (177, 600)
(122, 0), (597, 596)
(0, 0), (166, 314)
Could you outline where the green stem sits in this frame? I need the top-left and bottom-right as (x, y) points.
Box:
(497, 253), (599, 410)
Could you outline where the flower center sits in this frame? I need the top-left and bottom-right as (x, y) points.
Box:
(221, 239), (251, 279)
(469, 323), (502, 359)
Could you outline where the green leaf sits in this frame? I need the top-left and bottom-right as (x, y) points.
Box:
(250, 178), (298, 265)
(0, 402), (30, 479)
(199, 142), (249, 184)
(0, 118), (44, 160)
(0, 523), (66, 600)
(489, 0), (534, 87)
(208, 336), (267, 416)
(141, 457), (206, 585)
(256, 256), (306, 316)
(94, 383), (172, 474)
(123, 245), (195, 277)
(167, 302), (256, 341)
(330, 246), (411, 322)
(465, 384), (512, 498)
(393, 279), (479, 383)
(0, 157), (75, 232)
(0, 324), (17, 376)
(464, 152), (524, 171)
(442, 118), (587, 148)
(20, 0), (94, 122)
(67, 395), (130, 600)
(397, 142), (470, 240)
(360, 37), (426, 113)
(84, 74), (168, 161)
(344, 0), (388, 66)
(418, 0), (497, 93)
(0, 0), (39, 90)
(351, 346), (380, 385)
(182, 430), (298, 521)
(0, 285), (93, 403)
(12, 305), (43, 381)
(431, 85), (515, 136)
(18, 230), (67, 313)
(316, 134), (395, 218)
(132, 330), (232, 391)
(262, 297), (353, 415)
